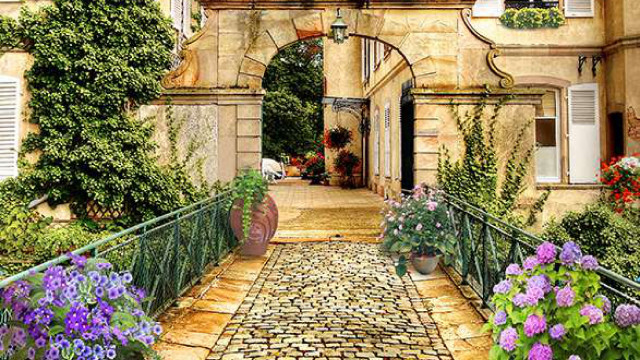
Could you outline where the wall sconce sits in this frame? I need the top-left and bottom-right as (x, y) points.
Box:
(330, 9), (349, 44)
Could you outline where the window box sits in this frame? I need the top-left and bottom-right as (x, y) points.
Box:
(505, 0), (559, 9)
(500, 6), (565, 29)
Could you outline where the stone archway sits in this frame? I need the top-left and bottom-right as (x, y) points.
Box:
(153, 3), (531, 184)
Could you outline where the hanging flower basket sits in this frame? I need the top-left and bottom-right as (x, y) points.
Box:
(324, 126), (353, 150)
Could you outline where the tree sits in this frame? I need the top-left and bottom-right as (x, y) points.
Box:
(262, 39), (324, 159)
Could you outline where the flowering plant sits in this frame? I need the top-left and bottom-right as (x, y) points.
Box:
(487, 241), (640, 360)
(600, 154), (640, 212)
(0, 255), (161, 360)
(381, 185), (456, 276)
(323, 126), (352, 150)
(304, 152), (325, 177)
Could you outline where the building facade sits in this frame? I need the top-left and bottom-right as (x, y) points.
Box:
(1, 0), (639, 222)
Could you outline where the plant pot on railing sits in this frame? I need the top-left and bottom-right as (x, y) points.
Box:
(229, 194), (278, 256)
(228, 170), (279, 256)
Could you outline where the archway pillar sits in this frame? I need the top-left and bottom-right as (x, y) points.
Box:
(411, 88), (545, 186)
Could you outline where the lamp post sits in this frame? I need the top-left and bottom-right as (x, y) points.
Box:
(330, 9), (349, 44)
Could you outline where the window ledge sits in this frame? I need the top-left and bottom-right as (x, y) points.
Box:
(536, 184), (603, 191)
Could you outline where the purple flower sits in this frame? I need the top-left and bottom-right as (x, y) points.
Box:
(549, 324), (566, 340)
(499, 327), (518, 352)
(96, 263), (112, 270)
(614, 304), (640, 328)
(536, 242), (557, 264)
(65, 303), (90, 334)
(528, 342), (553, 360)
(556, 285), (575, 307)
(513, 293), (528, 308)
(68, 253), (87, 269)
(568, 356), (581, 360)
(524, 314), (547, 337)
(580, 255), (599, 270)
(494, 311), (507, 326)
(505, 264), (522, 276)
(523, 256), (539, 271)
(525, 286), (545, 306)
(493, 279), (512, 294)
(560, 241), (582, 265)
(528, 275), (551, 293)
(580, 304), (604, 325)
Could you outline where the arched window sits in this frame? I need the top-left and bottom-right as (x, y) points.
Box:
(0, 75), (20, 180)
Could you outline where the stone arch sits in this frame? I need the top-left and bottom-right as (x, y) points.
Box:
(163, 8), (470, 90)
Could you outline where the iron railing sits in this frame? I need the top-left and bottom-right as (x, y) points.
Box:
(0, 192), (236, 317)
(426, 189), (640, 309)
(505, 0), (560, 9)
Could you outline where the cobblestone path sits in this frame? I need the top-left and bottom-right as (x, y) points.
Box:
(208, 242), (452, 360)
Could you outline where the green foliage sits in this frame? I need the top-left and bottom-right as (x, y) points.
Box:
(542, 203), (640, 283)
(381, 188), (457, 277)
(500, 7), (566, 29)
(0, 17), (20, 49)
(229, 170), (269, 239)
(437, 100), (547, 225)
(262, 40), (323, 159)
(0, 0), (210, 223)
(262, 90), (319, 159)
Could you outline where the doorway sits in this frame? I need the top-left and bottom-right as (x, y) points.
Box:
(400, 81), (415, 191)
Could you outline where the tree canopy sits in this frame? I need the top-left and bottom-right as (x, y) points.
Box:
(262, 39), (324, 160)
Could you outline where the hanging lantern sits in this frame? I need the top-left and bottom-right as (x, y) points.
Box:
(330, 9), (349, 44)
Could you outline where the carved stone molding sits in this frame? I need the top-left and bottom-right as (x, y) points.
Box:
(161, 30), (208, 89)
(460, 8), (515, 89)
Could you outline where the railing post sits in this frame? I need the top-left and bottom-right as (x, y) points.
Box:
(173, 213), (181, 297)
(481, 214), (490, 308)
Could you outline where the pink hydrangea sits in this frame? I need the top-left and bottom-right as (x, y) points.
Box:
(536, 242), (557, 264)
(524, 314), (546, 337)
(499, 327), (518, 352)
(556, 285), (575, 308)
(580, 304), (604, 325)
(528, 342), (553, 360)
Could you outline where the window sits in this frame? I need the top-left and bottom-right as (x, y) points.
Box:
(473, 0), (504, 17)
(182, 0), (191, 35)
(535, 90), (561, 183)
(384, 102), (391, 178)
(606, 112), (625, 160)
(505, 0), (559, 10)
(568, 83), (600, 184)
(171, 0), (184, 30)
(362, 39), (371, 84)
(565, 0), (594, 17)
(373, 110), (380, 176)
(0, 76), (20, 181)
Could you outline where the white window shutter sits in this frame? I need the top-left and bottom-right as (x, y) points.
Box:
(384, 103), (391, 178)
(171, 0), (183, 30)
(0, 76), (20, 181)
(472, 0), (504, 17)
(182, 0), (191, 35)
(565, 0), (594, 17)
(568, 83), (600, 184)
(373, 111), (379, 175)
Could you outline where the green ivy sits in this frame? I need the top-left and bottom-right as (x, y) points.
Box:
(437, 99), (548, 226)
(0, 0), (211, 223)
(500, 7), (566, 29)
(229, 170), (269, 239)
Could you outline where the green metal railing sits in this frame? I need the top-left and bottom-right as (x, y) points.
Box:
(0, 192), (236, 317)
(431, 189), (640, 309)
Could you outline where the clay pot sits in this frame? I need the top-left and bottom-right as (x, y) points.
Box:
(229, 194), (278, 256)
(411, 254), (440, 275)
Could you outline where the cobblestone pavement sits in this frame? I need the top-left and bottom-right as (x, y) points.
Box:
(208, 242), (452, 360)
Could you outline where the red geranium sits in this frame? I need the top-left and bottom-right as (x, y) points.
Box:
(600, 154), (640, 212)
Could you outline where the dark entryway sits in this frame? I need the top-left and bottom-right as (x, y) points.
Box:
(400, 81), (415, 191)
(607, 112), (625, 160)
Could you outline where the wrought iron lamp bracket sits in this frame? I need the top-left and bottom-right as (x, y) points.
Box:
(592, 55), (603, 77)
(578, 55), (588, 75)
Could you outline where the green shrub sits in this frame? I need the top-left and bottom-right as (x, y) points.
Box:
(542, 203), (640, 281)
(500, 7), (566, 29)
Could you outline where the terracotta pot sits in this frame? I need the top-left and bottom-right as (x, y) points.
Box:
(229, 194), (278, 256)
(411, 254), (440, 275)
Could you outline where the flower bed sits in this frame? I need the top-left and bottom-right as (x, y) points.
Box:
(487, 241), (640, 360)
(0, 255), (161, 359)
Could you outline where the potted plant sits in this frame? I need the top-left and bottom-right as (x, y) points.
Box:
(324, 125), (352, 150)
(381, 186), (456, 276)
(304, 152), (326, 185)
(600, 153), (640, 213)
(228, 170), (278, 256)
(0, 255), (162, 360)
(333, 149), (361, 189)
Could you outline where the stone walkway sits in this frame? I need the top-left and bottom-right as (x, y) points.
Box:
(155, 179), (491, 360)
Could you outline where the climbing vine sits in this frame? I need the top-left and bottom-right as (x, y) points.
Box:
(0, 0), (209, 222)
(437, 98), (549, 226)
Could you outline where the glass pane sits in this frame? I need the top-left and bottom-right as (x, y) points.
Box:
(536, 146), (559, 180)
(535, 118), (556, 146)
(536, 91), (557, 117)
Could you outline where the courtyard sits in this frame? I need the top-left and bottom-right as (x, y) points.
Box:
(154, 179), (491, 360)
